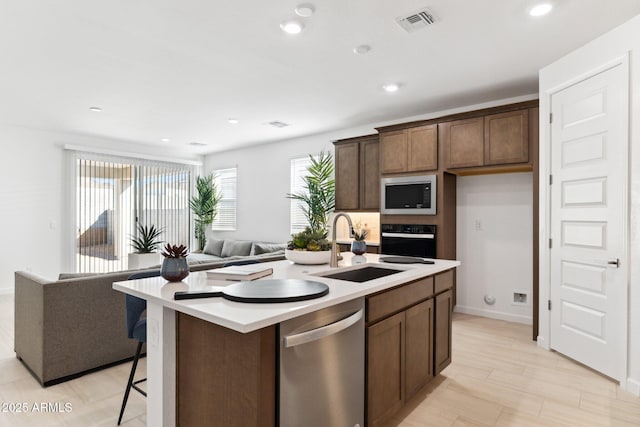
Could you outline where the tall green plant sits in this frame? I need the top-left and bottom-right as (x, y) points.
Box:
(189, 174), (221, 251)
(287, 151), (335, 234)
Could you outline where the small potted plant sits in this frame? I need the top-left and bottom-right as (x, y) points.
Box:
(285, 227), (332, 265)
(128, 224), (163, 269)
(160, 243), (189, 282)
(351, 220), (367, 255)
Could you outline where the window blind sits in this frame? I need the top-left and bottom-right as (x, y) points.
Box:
(211, 167), (237, 231)
(72, 151), (195, 273)
(290, 156), (314, 234)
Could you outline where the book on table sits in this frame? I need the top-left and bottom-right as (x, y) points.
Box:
(205, 264), (274, 281)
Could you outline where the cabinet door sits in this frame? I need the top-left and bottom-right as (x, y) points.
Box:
(380, 130), (408, 174)
(441, 117), (484, 169)
(367, 311), (405, 427)
(434, 289), (453, 374)
(334, 142), (360, 210)
(405, 299), (434, 401)
(408, 125), (437, 172)
(484, 109), (529, 165)
(360, 139), (380, 210)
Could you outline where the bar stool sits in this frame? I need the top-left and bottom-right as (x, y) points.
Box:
(117, 270), (159, 425)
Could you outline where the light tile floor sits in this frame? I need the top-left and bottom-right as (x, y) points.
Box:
(0, 294), (638, 426)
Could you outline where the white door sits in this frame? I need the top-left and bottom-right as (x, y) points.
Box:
(549, 61), (628, 381)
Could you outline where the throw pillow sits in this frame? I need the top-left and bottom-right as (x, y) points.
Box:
(252, 242), (287, 255)
(221, 240), (253, 258)
(203, 239), (225, 256)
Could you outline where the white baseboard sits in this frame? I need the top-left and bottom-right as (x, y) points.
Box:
(625, 378), (640, 396)
(0, 287), (13, 295)
(454, 305), (532, 325)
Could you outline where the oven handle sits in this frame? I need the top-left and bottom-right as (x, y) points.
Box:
(382, 232), (435, 239)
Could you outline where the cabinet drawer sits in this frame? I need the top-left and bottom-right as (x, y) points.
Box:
(435, 269), (454, 294)
(367, 277), (434, 324)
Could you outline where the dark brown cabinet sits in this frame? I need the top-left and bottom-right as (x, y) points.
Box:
(334, 135), (379, 211)
(441, 108), (530, 172)
(366, 273), (451, 427)
(434, 289), (453, 374)
(484, 109), (529, 165)
(367, 311), (405, 427)
(404, 299), (434, 401)
(380, 124), (437, 174)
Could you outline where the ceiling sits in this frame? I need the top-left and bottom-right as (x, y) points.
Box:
(1, 1), (639, 154)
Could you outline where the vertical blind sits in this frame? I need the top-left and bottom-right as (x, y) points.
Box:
(290, 156), (314, 234)
(73, 151), (196, 273)
(211, 167), (237, 231)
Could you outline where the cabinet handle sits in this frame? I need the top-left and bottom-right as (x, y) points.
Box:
(283, 309), (363, 348)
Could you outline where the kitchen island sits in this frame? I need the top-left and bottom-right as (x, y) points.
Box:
(113, 254), (459, 427)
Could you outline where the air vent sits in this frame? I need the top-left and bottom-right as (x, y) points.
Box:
(396, 7), (437, 33)
(188, 142), (207, 147)
(268, 121), (290, 128)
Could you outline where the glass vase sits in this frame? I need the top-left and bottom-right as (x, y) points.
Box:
(350, 240), (366, 256)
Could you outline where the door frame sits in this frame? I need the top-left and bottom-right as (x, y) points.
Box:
(538, 54), (630, 387)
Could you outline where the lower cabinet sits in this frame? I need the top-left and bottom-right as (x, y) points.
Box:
(366, 270), (453, 427)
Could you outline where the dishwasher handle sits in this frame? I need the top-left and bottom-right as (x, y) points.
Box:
(283, 309), (363, 348)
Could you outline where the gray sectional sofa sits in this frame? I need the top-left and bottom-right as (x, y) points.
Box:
(14, 239), (286, 386)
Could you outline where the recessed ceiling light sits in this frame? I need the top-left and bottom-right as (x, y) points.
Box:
(382, 83), (400, 93)
(228, 118), (239, 124)
(89, 107), (102, 112)
(295, 3), (315, 17)
(353, 45), (371, 55)
(161, 138), (171, 143)
(280, 19), (304, 34)
(529, 3), (553, 16)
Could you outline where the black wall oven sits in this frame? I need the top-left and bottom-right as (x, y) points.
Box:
(381, 224), (437, 258)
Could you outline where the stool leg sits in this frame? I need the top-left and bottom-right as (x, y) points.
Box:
(118, 341), (144, 425)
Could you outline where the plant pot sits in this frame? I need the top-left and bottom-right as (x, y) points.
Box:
(161, 258), (189, 282)
(128, 252), (161, 270)
(285, 249), (332, 265)
(350, 240), (367, 255)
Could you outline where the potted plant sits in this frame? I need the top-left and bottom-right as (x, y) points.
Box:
(351, 220), (367, 255)
(160, 243), (189, 281)
(128, 223), (163, 269)
(189, 174), (221, 252)
(286, 151), (335, 264)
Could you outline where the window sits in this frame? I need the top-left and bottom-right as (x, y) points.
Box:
(211, 167), (237, 231)
(290, 155), (314, 234)
(72, 150), (196, 273)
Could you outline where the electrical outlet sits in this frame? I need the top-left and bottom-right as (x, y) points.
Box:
(474, 220), (482, 231)
(512, 292), (528, 305)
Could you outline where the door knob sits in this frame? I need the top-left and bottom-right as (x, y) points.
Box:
(608, 258), (620, 268)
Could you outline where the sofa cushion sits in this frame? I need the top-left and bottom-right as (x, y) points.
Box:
(221, 240), (253, 258)
(58, 272), (102, 280)
(203, 239), (225, 256)
(251, 242), (287, 255)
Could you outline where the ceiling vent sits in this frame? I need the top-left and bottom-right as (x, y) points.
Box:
(268, 121), (290, 128)
(188, 142), (207, 146)
(396, 7), (437, 33)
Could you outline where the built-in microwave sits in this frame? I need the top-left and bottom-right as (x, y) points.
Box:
(380, 174), (436, 215)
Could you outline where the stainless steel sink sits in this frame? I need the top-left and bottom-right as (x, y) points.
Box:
(315, 265), (403, 283)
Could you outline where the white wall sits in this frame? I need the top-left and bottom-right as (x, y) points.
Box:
(0, 123), (201, 292)
(539, 14), (640, 394)
(455, 173), (533, 324)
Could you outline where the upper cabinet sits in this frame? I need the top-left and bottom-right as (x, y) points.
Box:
(441, 108), (531, 172)
(380, 124), (437, 174)
(334, 135), (380, 211)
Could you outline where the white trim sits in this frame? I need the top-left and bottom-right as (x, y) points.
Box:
(0, 287), (14, 295)
(63, 144), (203, 166)
(454, 305), (533, 325)
(539, 53), (630, 380)
(626, 378), (640, 396)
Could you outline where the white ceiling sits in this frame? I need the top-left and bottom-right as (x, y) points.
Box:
(1, 1), (639, 154)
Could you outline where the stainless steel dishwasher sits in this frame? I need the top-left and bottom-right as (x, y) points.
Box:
(279, 297), (364, 427)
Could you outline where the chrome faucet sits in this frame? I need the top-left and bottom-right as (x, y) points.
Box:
(331, 212), (354, 268)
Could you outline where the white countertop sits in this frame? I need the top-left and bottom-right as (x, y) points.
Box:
(113, 254), (460, 333)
